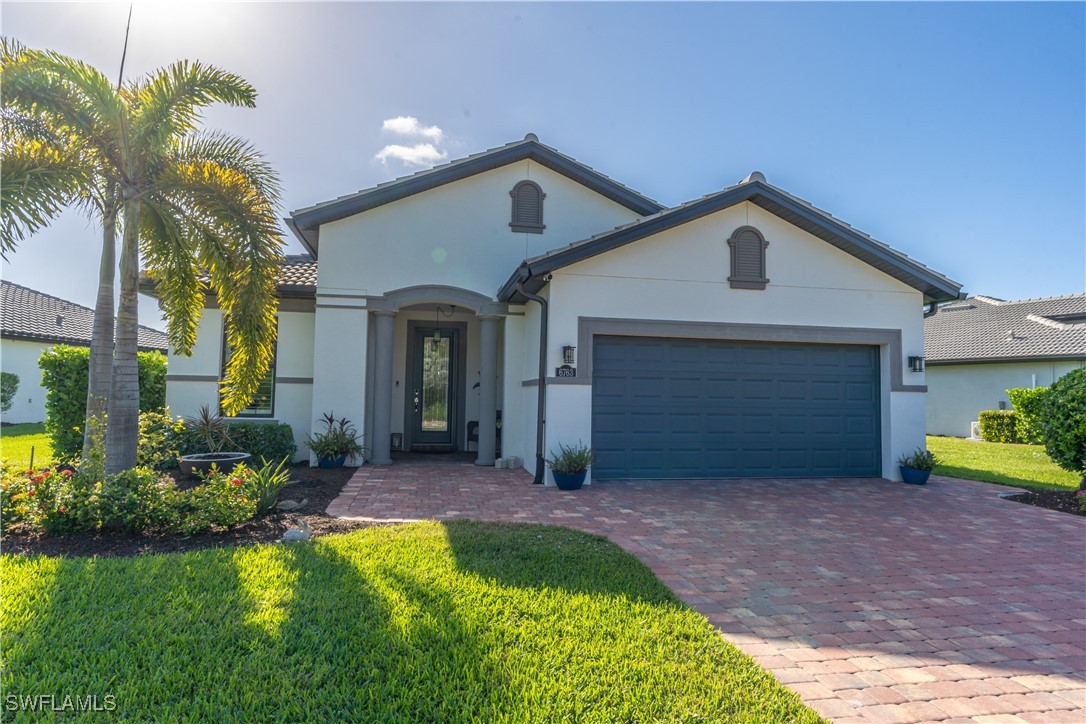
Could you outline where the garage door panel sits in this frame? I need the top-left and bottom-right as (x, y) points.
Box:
(592, 336), (880, 479)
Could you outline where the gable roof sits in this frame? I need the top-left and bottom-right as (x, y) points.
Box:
(1, 281), (168, 351)
(925, 293), (1086, 364)
(498, 173), (963, 304)
(285, 135), (664, 256)
(138, 254), (319, 300)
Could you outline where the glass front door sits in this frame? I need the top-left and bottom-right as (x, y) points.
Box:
(411, 327), (458, 448)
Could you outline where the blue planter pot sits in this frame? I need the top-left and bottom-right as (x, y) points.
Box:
(318, 454), (348, 469)
(899, 466), (931, 485)
(552, 470), (587, 490)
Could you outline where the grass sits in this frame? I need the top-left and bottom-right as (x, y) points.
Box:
(927, 435), (1080, 492)
(0, 422), (52, 470)
(0, 521), (820, 722)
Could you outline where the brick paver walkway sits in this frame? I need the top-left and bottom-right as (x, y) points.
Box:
(329, 454), (1086, 723)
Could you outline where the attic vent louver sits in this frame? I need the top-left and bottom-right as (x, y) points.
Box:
(510, 180), (545, 234)
(727, 225), (769, 290)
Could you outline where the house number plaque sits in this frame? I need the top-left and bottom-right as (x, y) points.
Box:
(555, 365), (577, 378)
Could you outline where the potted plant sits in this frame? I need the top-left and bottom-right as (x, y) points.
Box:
(178, 405), (251, 476)
(546, 441), (593, 490)
(305, 412), (366, 468)
(897, 447), (938, 485)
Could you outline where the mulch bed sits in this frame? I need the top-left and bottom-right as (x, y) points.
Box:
(1, 464), (378, 559)
(1004, 489), (1085, 517)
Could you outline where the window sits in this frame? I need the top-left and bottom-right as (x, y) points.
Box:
(220, 318), (277, 417)
(727, 226), (769, 290)
(510, 180), (545, 233)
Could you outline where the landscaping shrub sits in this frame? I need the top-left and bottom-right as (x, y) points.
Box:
(0, 371), (19, 413)
(39, 346), (168, 460)
(175, 420), (296, 464)
(1007, 386), (1050, 445)
(1, 458), (288, 536)
(1039, 368), (1086, 479)
(978, 409), (1017, 443)
(138, 409), (185, 469)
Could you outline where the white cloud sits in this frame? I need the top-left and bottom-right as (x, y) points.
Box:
(381, 116), (444, 142)
(374, 143), (448, 168)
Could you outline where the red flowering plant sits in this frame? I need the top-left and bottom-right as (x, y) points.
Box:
(0, 462), (100, 534)
(177, 463), (258, 534)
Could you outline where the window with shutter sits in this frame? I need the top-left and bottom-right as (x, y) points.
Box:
(727, 226), (769, 289)
(510, 180), (545, 233)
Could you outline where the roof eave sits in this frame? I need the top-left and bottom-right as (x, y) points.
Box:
(499, 181), (962, 303)
(287, 140), (664, 255)
(927, 353), (1086, 365)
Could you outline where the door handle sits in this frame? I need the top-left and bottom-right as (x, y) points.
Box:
(413, 389), (420, 413)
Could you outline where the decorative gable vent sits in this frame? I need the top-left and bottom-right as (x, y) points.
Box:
(727, 225), (769, 289)
(510, 180), (545, 233)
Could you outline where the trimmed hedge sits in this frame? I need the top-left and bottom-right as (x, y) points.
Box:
(175, 421), (296, 465)
(0, 371), (18, 413)
(1006, 387), (1050, 445)
(1039, 368), (1086, 476)
(979, 409), (1017, 443)
(39, 345), (168, 460)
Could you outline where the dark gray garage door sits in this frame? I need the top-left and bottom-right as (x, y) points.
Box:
(591, 336), (880, 479)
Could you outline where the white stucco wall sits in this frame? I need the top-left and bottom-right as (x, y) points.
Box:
(926, 359), (1086, 437)
(540, 201), (929, 481)
(165, 307), (315, 462)
(0, 338), (52, 423)
(316, 160), (644, 300)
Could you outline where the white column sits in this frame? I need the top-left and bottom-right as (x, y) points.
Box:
(310, 300), (368, 467)
(371, 310), (396, 465)
(475, 314), (501, 466)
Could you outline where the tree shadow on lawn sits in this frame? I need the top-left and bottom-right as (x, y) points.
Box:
(1, 521), (819, 722)
(1, 538), (511, 721)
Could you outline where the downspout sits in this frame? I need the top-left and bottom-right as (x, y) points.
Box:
(517, 277), (548, 485)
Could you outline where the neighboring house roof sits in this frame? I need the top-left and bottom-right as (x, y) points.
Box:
(925, 294), (1086, 364)
(498, 172), (963, 304)
(275, 254), (318, 294)
(285, 134), (665, 256)
(1, 280), (168, 351)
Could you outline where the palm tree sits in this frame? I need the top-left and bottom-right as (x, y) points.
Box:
(2, 38), (118, 458)
(1, 43), (283, 474)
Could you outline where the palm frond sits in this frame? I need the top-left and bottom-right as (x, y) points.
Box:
(130, 61), (256, 161)
(0, 138), (88, 256)
(165, 130), (281, 205)
(139, 199), (205, 355)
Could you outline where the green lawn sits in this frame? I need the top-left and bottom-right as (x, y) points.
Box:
(1, 522), (820, 722)
(927, 435), (1080, 491)
(0, 422), (52, 470)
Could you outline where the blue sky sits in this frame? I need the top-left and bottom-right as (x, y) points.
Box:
(3, 1), (1083, 327)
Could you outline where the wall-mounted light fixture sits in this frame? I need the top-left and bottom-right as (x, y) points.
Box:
(908, 356), (925, 373)
(562, 345), (576, 365)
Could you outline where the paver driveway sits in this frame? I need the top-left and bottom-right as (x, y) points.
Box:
(329, 455), (1086, 723)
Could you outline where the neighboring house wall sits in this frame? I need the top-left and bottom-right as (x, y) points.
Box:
(0, 338), (51, 423)
(926, 359), (1086, 437)
(165, 308), (315, 461)
(539, 201), (928, 481)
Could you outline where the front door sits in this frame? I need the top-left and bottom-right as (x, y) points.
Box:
(410, 327), (459, 450)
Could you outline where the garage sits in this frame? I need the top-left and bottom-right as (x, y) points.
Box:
(591, 335), (881, 479)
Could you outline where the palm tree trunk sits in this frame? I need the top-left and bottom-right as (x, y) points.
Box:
(83, 201), (117, 459)
(105, 190), (141, 474)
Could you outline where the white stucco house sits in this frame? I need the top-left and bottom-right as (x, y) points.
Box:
(158, 134), (962, 482)
(1, 281), (167, 423)
(924, 294), (1086, 437)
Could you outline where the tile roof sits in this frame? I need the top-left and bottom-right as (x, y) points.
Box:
(286, 135), (665, 256)
(1, 280), (168, 351)
(924, 294), (1086, 363)
(276, 254), (318, 288)
(499, 174), (962, 304)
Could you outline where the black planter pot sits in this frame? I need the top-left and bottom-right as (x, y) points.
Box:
(179, 452), (251, 477)
(317, 454), (348, 469)
(552, 470), (587, 490)
(899, 466), (932, 485)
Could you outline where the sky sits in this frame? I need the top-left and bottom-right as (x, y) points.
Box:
(2, 1), (1084, 330)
